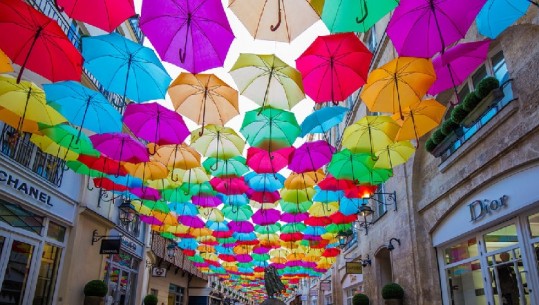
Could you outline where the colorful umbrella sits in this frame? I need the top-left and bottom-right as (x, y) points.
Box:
(360, 57), (436, 119)
(141, 0), (234, 73)
(90, 133), (149, 163)
(477, 0), (533, 39)
(210, 177), (249, 195)
(296, 33), (372, 104)
(342, 116), (400, 156)
(284, 171), (325, 189)
(0, 48), (13, 73)
(123, 161), (169, 180)
(309, 0), (325, 15)
(374, 140), (416, 169)
(30, 134), (79, 161)
(387, 0), (487, 57)
(57, 0), (135, 32)
(202, 156), (249, 177)
(246, 147), (294, 174)
(190, 125), (245, 159)
(300, 106), (349, 137)
(168, 73), (239, 131)
(327, 149), (392, 184)
(222, 204), (253, 221)
(228, 0), (319, 43)
(78, 155), (128, 176)
(289, 141), (335, 173)
(252, 209), (280, 226)
(428, 40), (491, 96)
(245, 172), (285, 192)
(0, 0), (82, 83)
(82, 33), (171, 103)
(392, 99), (446, 142)
(38, 123), (99, 157)
(152, 144), (201, 170)
(230, 54), (305, 110)
(123, 102), (189, 146)
(240, 108), (300, 151)
(322, 0), (398, 33)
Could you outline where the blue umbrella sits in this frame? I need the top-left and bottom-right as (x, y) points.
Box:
(44, 81), (122, 136)
(82, 33), (171, 104)
(218, 194), (249, 206)
(303, 226), (327, 236)
(214, 245), (234, 254)
(339, 197), (363, 216)
(106, 174), (143, 188)
(179, 238), (198, 250)
(244, 172), (285, 192)
(313, 187), (344, 202)
(477, 0), (533, 39)
(207, 220), (230, 232)
(168, 202), (199, 216)
(232, 232), (257, 241)
(300, 106), (349, 137)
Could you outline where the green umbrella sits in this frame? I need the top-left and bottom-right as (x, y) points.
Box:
(251, 253), (270, 261)
(189, 255), (205, 263)
(160, 232), (176, 239)
(39, 123), (99, 156)
(280, 188), (316, 204)
(280, 200), (312, 214)
(141, 200), (170, 213)
(325, 223), (352, 233)
(281, 223), (307, 233)
(66, 160), (105, 178)
(202, 156), (249, 177)
(240, 107), (300, 151)
(161, 188), (192, 203)
(222, 205), (253, 221)
(328, 149), (392, 184)
(216, 237), (237, 244)
(180, 182), (216, 196)
(322, 0), (399, 33)
(255, 223), (281, 234)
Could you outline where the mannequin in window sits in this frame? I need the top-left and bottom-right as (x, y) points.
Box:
(496, 252), (520, 305)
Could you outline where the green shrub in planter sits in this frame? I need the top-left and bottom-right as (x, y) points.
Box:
(143, 294), (158, 305)
(381, 283), (404, 300)
(83, 280), (108, 297)
(431, 128), (446, 145)
(475, 77), (500, 99)
(425, 137), (437, 153)
(450, 104), (469, 124)
(352, 293), (370, 305)
(462, 92), (481, 112)
(441, 119), (459, 136)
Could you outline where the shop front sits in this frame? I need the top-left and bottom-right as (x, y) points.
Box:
(433, 164), (539, 305)
(340, 274), (363, 305)
(0, 164), (76, 305)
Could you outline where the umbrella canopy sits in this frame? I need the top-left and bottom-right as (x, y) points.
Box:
(240, 107), (300, 151)
(0, 48), (13, 73)
(38, 123), (99, 157)
(190, 125), (245, 159)
(428, 40), (491, 96)
(245, 172), (285, 192)
(123, 102), (189, 146)
(202, 156), (249, 177)
(327, 149), (392, 184)
(374, 140), (416, 169)
(78, 155), (128, 176)
(90, 133), (149, 163)
(82, 33), (171, 103)
(44, 81), (122, 135)
(321, 0), (399, 33)
(57, 0), (135, 32)
(300, 106), (349, 137)
(0, 76), (66, 133)
(477, 0), (532, 39)
(169, 73), (239, 129)
(0, 0), (82, 83)
(296, 33), (372, 104)
(387, 0), (487, 58)
(228, 0), (319, 43)
(309, 0), (325, 15)
(141, 0), (234, 73)
(393, 99), (446, 142)
(342, 116), (400, 156)
(246, 147), (295, 174)
(152, 144), (201, 170)
(30, 134), (79, 161)
(284, 171), (325, 189)
(289, 141), (335, 173)
(360, 57), (436, 118)
(230, 54), (305, 110)
(123, 161), (169, 180)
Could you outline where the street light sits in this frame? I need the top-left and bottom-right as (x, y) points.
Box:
(337, 229), (353, 248)
(118, 199), (136, 226)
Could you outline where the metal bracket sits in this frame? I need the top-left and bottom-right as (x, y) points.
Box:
(91, 229), (122, 245)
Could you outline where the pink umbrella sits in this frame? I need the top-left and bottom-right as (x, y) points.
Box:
(253, 245), (271, 254)
(428, 40), (491, 96)
(123, 102), (189, 146)
(139, 215), (163, 226)
(387, 0), (487, 58)
(289, 140), (335, 173)
(210, 177), (249, 195)
(252, 209), (280, 225)
(56, 0), (135, 32)
(296, 33), (372, 104)
(90, 133), (149, 163)
(246, 146), (294, 173)
(236, 254), (253, 263)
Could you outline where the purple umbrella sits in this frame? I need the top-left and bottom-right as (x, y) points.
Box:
(123, 102), (189, 146)
(179, 215), (205, 228)
(229, 221), (255, 233)
(252, 208), (280, 226)
(130, 187), (161, 201)
(140, 215), (163, 225)
(253, 246), (271, 254)
(288, 140), (335, 173)
(192, 195), (222, 208)
(90, 133), (149, 163)
(387, 0), (487, 58)
(428, 40), (491, 96)
(280, 212), (309, 223)
(236, 254), (253, 263)
(140, 0), (234, 73)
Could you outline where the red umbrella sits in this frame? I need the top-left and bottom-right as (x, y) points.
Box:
(247, 189), (281, 204)
(318, 176), (356, 191)
(304, 216), (331, 226)
(280, 232), (304, 242)
(246, 146), (294, 173)
(329, 212), (357, 224)
(210, 177), (249, 195)
(93, 178), (129, 192)
(345, 184), (379, 198)
(78, 155), (128, 176)
(296, 33), (372, 104)
(56, 0), (135, 32)
(0, 0), (82, 83)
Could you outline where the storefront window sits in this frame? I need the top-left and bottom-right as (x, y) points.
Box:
(527, 213), (539, 238)
(32, 243), (62, 305)
(169, 284), (185, 305)
(446, 260), (486, 305)
(444, 238), (478, 264)
(104, 251), (140, 305)
(484, 225), (518, 252)
(0, 240), (34, 304)
(46, 222), (66, 243)
(487, 248), (530, 305)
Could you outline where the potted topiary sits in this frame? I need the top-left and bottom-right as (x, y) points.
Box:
(450, 104), (469, 125)
(144, 294), (158, 305)
(462, 92), (481, 112)
(352, 293), (370, 305)
(462, 77), (504, 128)
(425, 137), (437, 153)
(475, 76), (500, 99)
(83, 280), (108, 305)
(381, 283), (404, 305)
(441, 119), (459, 136)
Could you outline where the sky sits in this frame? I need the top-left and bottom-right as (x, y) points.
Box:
(132, 0), (330, 135)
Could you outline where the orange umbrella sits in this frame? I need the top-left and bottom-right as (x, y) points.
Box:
(190, 227), (213, 238)
(123, 161), (169, 181)
(360, 57), (436, 118)
(0, 48), (13, 73)
(284, 170), (325, 189)
(151, 144), (201, 170)
(168, 73), (239, 130)
(392, 99), (446, 142)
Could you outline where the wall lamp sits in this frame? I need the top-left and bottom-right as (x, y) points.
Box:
(363, 191), (398, 212)
(387, 238), (401, 251)
(360, 255), (372, 267)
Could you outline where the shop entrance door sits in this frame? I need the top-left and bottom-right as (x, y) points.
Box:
(0, 233), (39, 305)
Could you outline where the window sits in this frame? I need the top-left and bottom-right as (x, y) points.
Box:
(119, 213), (141, 237)
(364, 26), (378, 52)
(168, 284), (185, 305)
(325, 294), (332, 305)
(33, 244), (62, 305)
(374, 183), (387, 219)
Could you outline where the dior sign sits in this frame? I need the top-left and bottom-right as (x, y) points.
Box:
(469, 195), (509, 222)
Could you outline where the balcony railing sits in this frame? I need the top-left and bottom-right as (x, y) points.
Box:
(128, 17), (145, 43)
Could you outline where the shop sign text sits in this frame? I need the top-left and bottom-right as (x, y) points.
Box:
(469, 195), (508, 222)
(0, 169), (53, 207)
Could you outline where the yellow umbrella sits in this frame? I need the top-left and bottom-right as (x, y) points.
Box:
(0, 75), (66, 132)
(163, 224), (190, 235)
(123, 161), (169, 181)
(197, 245), (216, 253)
(374, 141), (416, 169)
(189, 227), (213, 238)
(29, 134), (79, 161)
(199, 207), (225, 222)
(152, 211), (178, 226)
(284, 170), (325, 189)
(168, 73), (239, 128)
(171, 167), (209, 184)
(342, 116), (400, 156)
(0, 49), (13, 73)
(360, 57), (436, 118)
(234, 245), (254, 255)
(309, 0), (324, 15)
(259, 233), (280, 247)
(249, 200), (279, 210)
(392, 99), (446, 142)
(145, 177), (178, 190)
(200, 252), (219, 261)
(190, 125), (245, 159)
(280, 188), (316, 204)
(197, 235), (217, 244)
(131, 200), (153, 215)
(151, 144), (201, 170)
(308, 202), (339, 217)
(270, 249), (289, 263)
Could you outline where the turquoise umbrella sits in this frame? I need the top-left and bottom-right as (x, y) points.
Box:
(322, 0), (399, 33)
(477, 0), (533, 39)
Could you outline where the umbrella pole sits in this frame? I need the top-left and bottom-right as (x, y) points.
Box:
(171, 144), (179, 182)
(17, 28), (43, 84)
(447, 64), (461, 105)
(260, 66), (275, 114)
(394, 74), (405, 120)
(116, 139), (125, 177)
(270, 0), (282, 31)
(210, 132), (220, 171)
(17, 88), (32, 135)
(179, 16), (192, 63)
(410, 111), (420, 148)
(121, 56), (133, 107)
(526, 0), (539, 7)
(199, 89), (209, 136)
(76, 97), (92, 144)
(430, 1), (446, 53)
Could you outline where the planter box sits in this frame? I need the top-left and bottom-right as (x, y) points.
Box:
(384, 300), (403, 305)
(430, 129), (462, 158)
(84, 296), (104, 305)
(462, 88), (504, 128)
